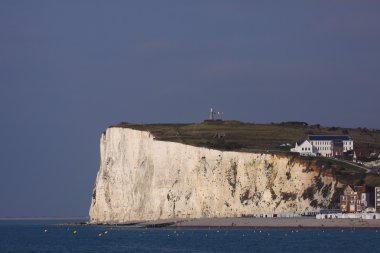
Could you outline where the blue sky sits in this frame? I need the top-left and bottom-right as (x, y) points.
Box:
(0, 1), (379, 217)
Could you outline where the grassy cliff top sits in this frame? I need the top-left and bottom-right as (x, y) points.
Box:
(111, 120), (380, 188)
(111, 120), (380, 152)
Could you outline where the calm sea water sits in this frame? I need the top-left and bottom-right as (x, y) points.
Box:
(1, 220), (380, 253)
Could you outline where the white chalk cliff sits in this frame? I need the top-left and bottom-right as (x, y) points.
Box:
(89, 127), (338, 224)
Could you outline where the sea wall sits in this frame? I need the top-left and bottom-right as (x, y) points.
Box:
(89, 127), (338, 224)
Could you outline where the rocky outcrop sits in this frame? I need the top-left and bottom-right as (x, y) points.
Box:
(89, 127), (338, 224)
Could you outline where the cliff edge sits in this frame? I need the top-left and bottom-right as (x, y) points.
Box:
(89, 127), (342, 224)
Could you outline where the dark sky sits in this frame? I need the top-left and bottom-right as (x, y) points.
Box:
(0, 1), (379, 217)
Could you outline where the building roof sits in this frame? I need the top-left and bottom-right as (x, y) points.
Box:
(308, 135), (352, 141)
(296, 140), (311, 146)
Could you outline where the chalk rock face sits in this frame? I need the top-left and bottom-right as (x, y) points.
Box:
(89, 127), (337, 224)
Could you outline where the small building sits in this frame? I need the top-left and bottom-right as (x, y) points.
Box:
(376, 187), (380, 213)
(340, 186), (358, 213)
(354, 185), (370, 212)
(290, 140), (317, 156)
(339, 185), (369, 213)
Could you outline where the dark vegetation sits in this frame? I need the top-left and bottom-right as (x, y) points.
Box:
(310, 199), (319, 208)
(270, 189), (277, 200)
(91, 189), (96, 205)
(281, 192), (297, 202)
(328, 186), (345, 209)
(227, 161), (238, 196)
(321, 183), (332, 198)
(314, 156), (380, 187)
(302, 186), (317, 201)
(315, 176), (324, 191)
(240, 189), (251, 205)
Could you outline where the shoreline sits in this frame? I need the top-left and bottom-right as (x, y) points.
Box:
(82, 217), (380, 229)
(0, 217), (88, 221)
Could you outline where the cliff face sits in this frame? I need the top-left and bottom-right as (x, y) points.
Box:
(89, 127), (338, 224)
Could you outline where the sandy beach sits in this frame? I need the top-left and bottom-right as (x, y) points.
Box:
(132, 217), (380, 229)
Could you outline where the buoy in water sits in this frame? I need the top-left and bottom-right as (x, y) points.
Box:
(44, 229), (48, 233)
(104, 231), (108, 235)
(73, 230), (77, 234)
(98, 233), (102, 237)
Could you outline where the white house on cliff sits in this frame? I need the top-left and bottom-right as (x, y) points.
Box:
(291, 140), (317, 156)
(291, 135), (354, 157)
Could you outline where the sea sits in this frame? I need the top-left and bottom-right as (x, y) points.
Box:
(1, 220), (380, 253)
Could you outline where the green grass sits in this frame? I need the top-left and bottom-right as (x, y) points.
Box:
(111, 120), (380, 187)
(111, 120), (380, 151)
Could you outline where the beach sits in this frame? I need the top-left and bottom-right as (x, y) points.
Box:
(133, 217), (380, 229)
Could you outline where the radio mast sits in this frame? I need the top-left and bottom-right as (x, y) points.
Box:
(209, 108), (215, 120)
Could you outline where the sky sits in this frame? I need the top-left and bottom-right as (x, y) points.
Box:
(0, 1), (379, 217)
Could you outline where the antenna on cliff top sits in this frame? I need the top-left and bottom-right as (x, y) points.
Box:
(209, 108), (215, 120)
(217, 112), (223, 120)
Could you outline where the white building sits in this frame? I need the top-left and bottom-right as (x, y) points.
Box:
(308, 139), (333, 157)
(290, 140), (317, 156)
(376, 187), (380, 213)
(291, 135), (353, 157)
(309, 135), (353, 157)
